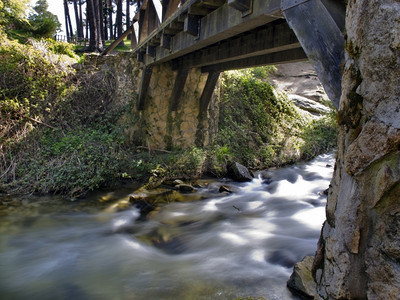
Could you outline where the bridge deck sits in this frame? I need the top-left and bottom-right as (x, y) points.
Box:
(132, 0), (307, 70)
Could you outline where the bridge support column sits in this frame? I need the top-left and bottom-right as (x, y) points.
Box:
(196, 71), (220, 147)
(133, 63), (219, 150)
(281, 0), (345, 109)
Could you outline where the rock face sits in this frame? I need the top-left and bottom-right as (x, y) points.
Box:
(313, 1), (400, 299)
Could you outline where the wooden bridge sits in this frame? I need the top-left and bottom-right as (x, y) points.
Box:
(109, 0), (345, 115)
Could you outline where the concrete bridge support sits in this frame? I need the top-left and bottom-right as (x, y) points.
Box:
(134, 63), (219, 150)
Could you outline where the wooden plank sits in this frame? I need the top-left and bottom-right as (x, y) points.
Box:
(101, 27), (133, 56)
(146, 45), (156, 57)
(138, 65), (153, 111)
(162, 0), (170, 21)
(140, 0), (282, 65)
(184, 14), (200, 36)
(170, 69), (189, 111)
(228, 0), (251, 12)
(160, 33), (172, 49)
(201, 47), (308, 72)
(282, 0), (345, 109)
(199, 71), (220, 113)
(164, 0), (181, 21)
(172, 20), (300, 69)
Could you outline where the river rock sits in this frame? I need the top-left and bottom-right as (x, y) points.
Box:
(287, 256), (316, 299)
(175, 184), (196, 193)
(228, 162), (253, 182)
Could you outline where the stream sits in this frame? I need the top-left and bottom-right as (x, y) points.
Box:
(0, 153), (335, 300)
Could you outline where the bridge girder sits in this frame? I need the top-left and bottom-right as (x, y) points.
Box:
(131, 0), (345, 111)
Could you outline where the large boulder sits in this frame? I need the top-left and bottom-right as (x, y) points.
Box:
(287, 256), (316, 299)
(228, 162), (253, 182)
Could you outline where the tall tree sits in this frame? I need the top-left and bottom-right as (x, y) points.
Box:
(115, 0), (123, 45)
(86, 0), (103, 51)
(126, 0), (130, 40)
(72, 0), (83, 39)
(30, 0), (61, 38)
(63, 0), (74, 41)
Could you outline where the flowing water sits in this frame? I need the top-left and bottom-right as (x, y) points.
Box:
(0, 153), (335, 300)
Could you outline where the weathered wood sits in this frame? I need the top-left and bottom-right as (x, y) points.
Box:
(282, 0), (345, 109)
(200, 0), (225, 8)
(162, 0), (170, 21)
(160, 33), (171, 49)
(201, 48), (307, 72)
(146, 45), (156, 57)
(138, 0), (282, 65)
(101, 27), (133, 56)
(188, 5), (209, 16)
(137, 51), (145, 62)
(138, 65), (153, 110)
(170, 69), (189, 111)
(228, 0), (251, 12)
(199, 71), (220, 113)
(172, 20), (300, 69)
(184, 14), (200, 36)
(164, 0), (181, 21)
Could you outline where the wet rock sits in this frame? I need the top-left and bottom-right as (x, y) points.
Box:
(287, 256), (316, 299)
(219, 185), (232, 193)
(259, 170), (273, 184)
(228, 162), (253, 182)
(176, 184), (196, 193)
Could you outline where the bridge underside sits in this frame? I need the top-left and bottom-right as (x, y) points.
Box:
(127, 0), (345, 120)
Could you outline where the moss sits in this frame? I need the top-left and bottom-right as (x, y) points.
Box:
(345, 40), (361, 59)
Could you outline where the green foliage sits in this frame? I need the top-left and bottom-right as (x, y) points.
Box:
(28, 0), (60, 38)
(0, 0), (30, 27)
(0, 36), (74, 145)
(210, 69), (337, 172)
(9, 127), (128, 195)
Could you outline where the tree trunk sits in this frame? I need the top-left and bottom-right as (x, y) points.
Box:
(104, 0), (109, 40)
(126, 0), (131, 40)
(63, 0), (74, 41)
(86, 0), (103, 51)
(73, 0), (82, 40)
(116, 0), (124, 46)
(314, 0), (400, 299)
(108, 0), (114, 40)
(98, 0), (105, 43)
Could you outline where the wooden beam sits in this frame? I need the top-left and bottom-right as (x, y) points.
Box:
(146, 45), (156, 57)
(199, 71), (220, 113)
(162, 0), (170, 21)
(160, 33), (172, 49)
(201, 48), (308, 72)
(228, 0), (251, 12)
(101, 27), (133, 56)
(138, 0), (283, 65)
(184, 14), (200, 36)
(282, 0), (345, 109)
(172, 20), (300, 69)
(138, 66), (153, 111)
(170, 69), (189, 111)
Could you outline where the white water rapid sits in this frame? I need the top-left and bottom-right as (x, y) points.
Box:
(0, 153), (335, 299)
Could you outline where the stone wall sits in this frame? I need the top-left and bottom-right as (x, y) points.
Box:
(314, 1), (400, 298)
(82, 53), (219, 150)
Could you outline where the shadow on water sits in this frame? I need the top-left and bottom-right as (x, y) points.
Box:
(0, 153), (335, 300)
